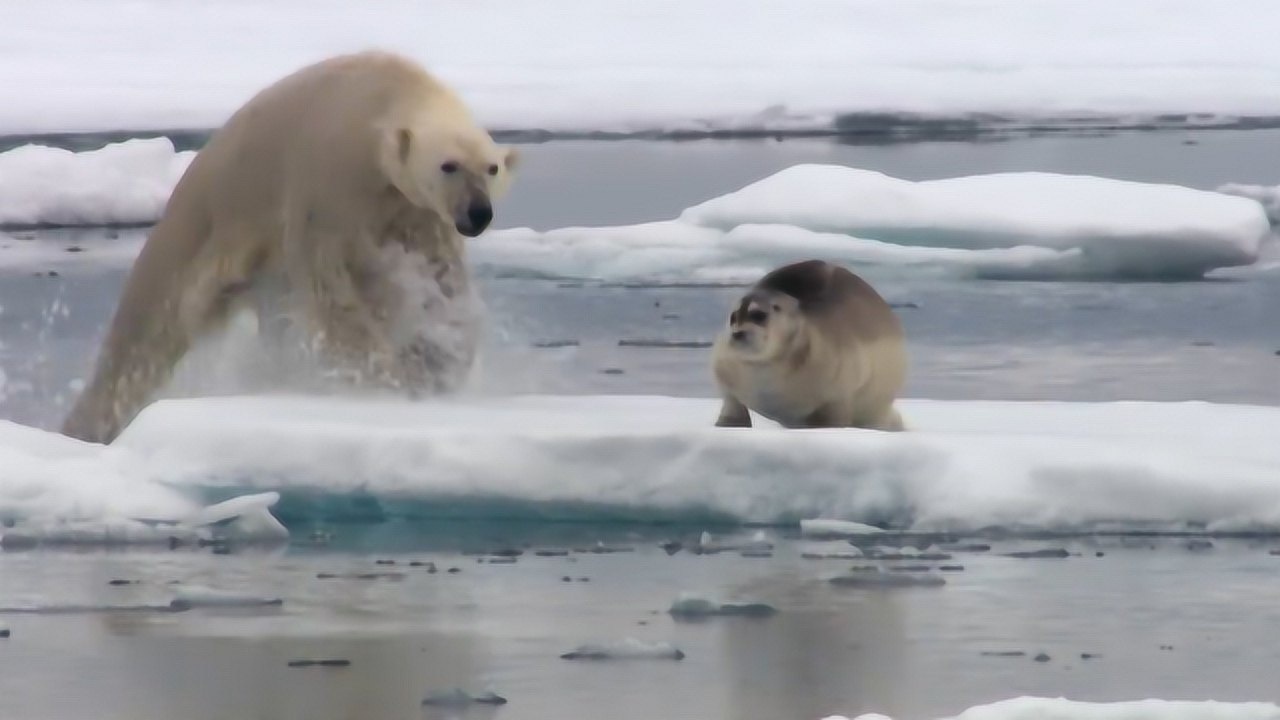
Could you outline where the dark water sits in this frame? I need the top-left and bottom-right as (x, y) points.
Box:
(2, 534), (1280, 720)
(2, 131), (1280, 720)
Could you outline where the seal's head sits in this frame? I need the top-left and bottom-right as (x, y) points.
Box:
(723, 288), (803, 361)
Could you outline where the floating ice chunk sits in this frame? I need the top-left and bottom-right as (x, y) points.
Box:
(690, 530), (773, 555)
(800, 542), (865, 561)
(680, 166), (1270, 280)
(668, 592), (777, 619)
(183, 492), (288, 541)
(168, 586), (284, 610)
(828, 570), (946, 588)
(0, 139), (194, 228)
(560, 638), (685, 661)
(421, 689), (508, 707)
(828, 696), (1280, 720)
(800, 519), (886, 538)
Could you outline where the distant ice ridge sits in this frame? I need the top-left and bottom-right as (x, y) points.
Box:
(482, 167), (1270, 281)
(5, 0), (1280, 136)
(3, 394), (1279, 543)
(0, 138), (194, 228)
(825, 696), (1280, 720)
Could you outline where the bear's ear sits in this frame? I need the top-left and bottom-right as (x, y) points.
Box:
(502, 146), (520, 172)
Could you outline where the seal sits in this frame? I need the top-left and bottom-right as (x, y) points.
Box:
(710, 259), (907, 430)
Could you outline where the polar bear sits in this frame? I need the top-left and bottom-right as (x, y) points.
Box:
(61, 51), (518, 445)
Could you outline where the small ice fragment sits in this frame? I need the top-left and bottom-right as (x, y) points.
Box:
(938, 543), (991, 553)
(828, 571), (945, 588)
(669, 593), (777, 619)
(1005, 548), (1069, 559)
(288, 658), (350, 668)
(421, 689), (508, 707)
(169, 587), (283, 610)
(560, 638), (685, 661)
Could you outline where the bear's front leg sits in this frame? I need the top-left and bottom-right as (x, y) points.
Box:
(286, 216), (413, 391)
(715, 396), (753, 427)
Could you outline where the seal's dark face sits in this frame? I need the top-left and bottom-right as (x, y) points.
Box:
(725, 290), (801, 358)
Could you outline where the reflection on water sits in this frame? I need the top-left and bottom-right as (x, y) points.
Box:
(4, 537), (1280, 720)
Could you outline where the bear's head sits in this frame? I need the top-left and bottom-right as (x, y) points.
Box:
(381, 119), (519, 238)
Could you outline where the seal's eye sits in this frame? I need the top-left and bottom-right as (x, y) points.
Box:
(441, 161), (459, 174)
(487, 164), (500, 176)
(747, 309), (768, 324)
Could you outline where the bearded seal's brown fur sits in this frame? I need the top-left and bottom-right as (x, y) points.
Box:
(711, 259), (907, 430)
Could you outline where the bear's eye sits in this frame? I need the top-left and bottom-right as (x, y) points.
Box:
(441, 161), (459, 174)
(772, 304), (781, 312)
(487, 164), (499, 176)
(748, 309), (768, 324)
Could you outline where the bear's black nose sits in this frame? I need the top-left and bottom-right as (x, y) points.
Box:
(467, 203), (493, 233)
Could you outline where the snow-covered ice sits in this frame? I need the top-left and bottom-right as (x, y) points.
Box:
(0, 138), (193, 228)
(827, 696), (1280, 720)
(674, 165), (1270, 279)
(5, 0), (1280, 137)
(0, 416), (286, 546)
(1218, 183), (1280, 226)
(479, 167), (1272, 282)
(2, 394), (1280, 544)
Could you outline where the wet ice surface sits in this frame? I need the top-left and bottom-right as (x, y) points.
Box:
(2, 533), (1280, 720)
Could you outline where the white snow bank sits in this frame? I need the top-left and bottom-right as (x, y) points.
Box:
(6, 0), (1280, 136)
(476, 167), (1272, 282)
(0, 138), (194, 228)
(675, 166), (1269, 279)
(828, 696), (1280, 720)
(3, 395), (1279, 541)
(1218, 183), (1280, 225)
